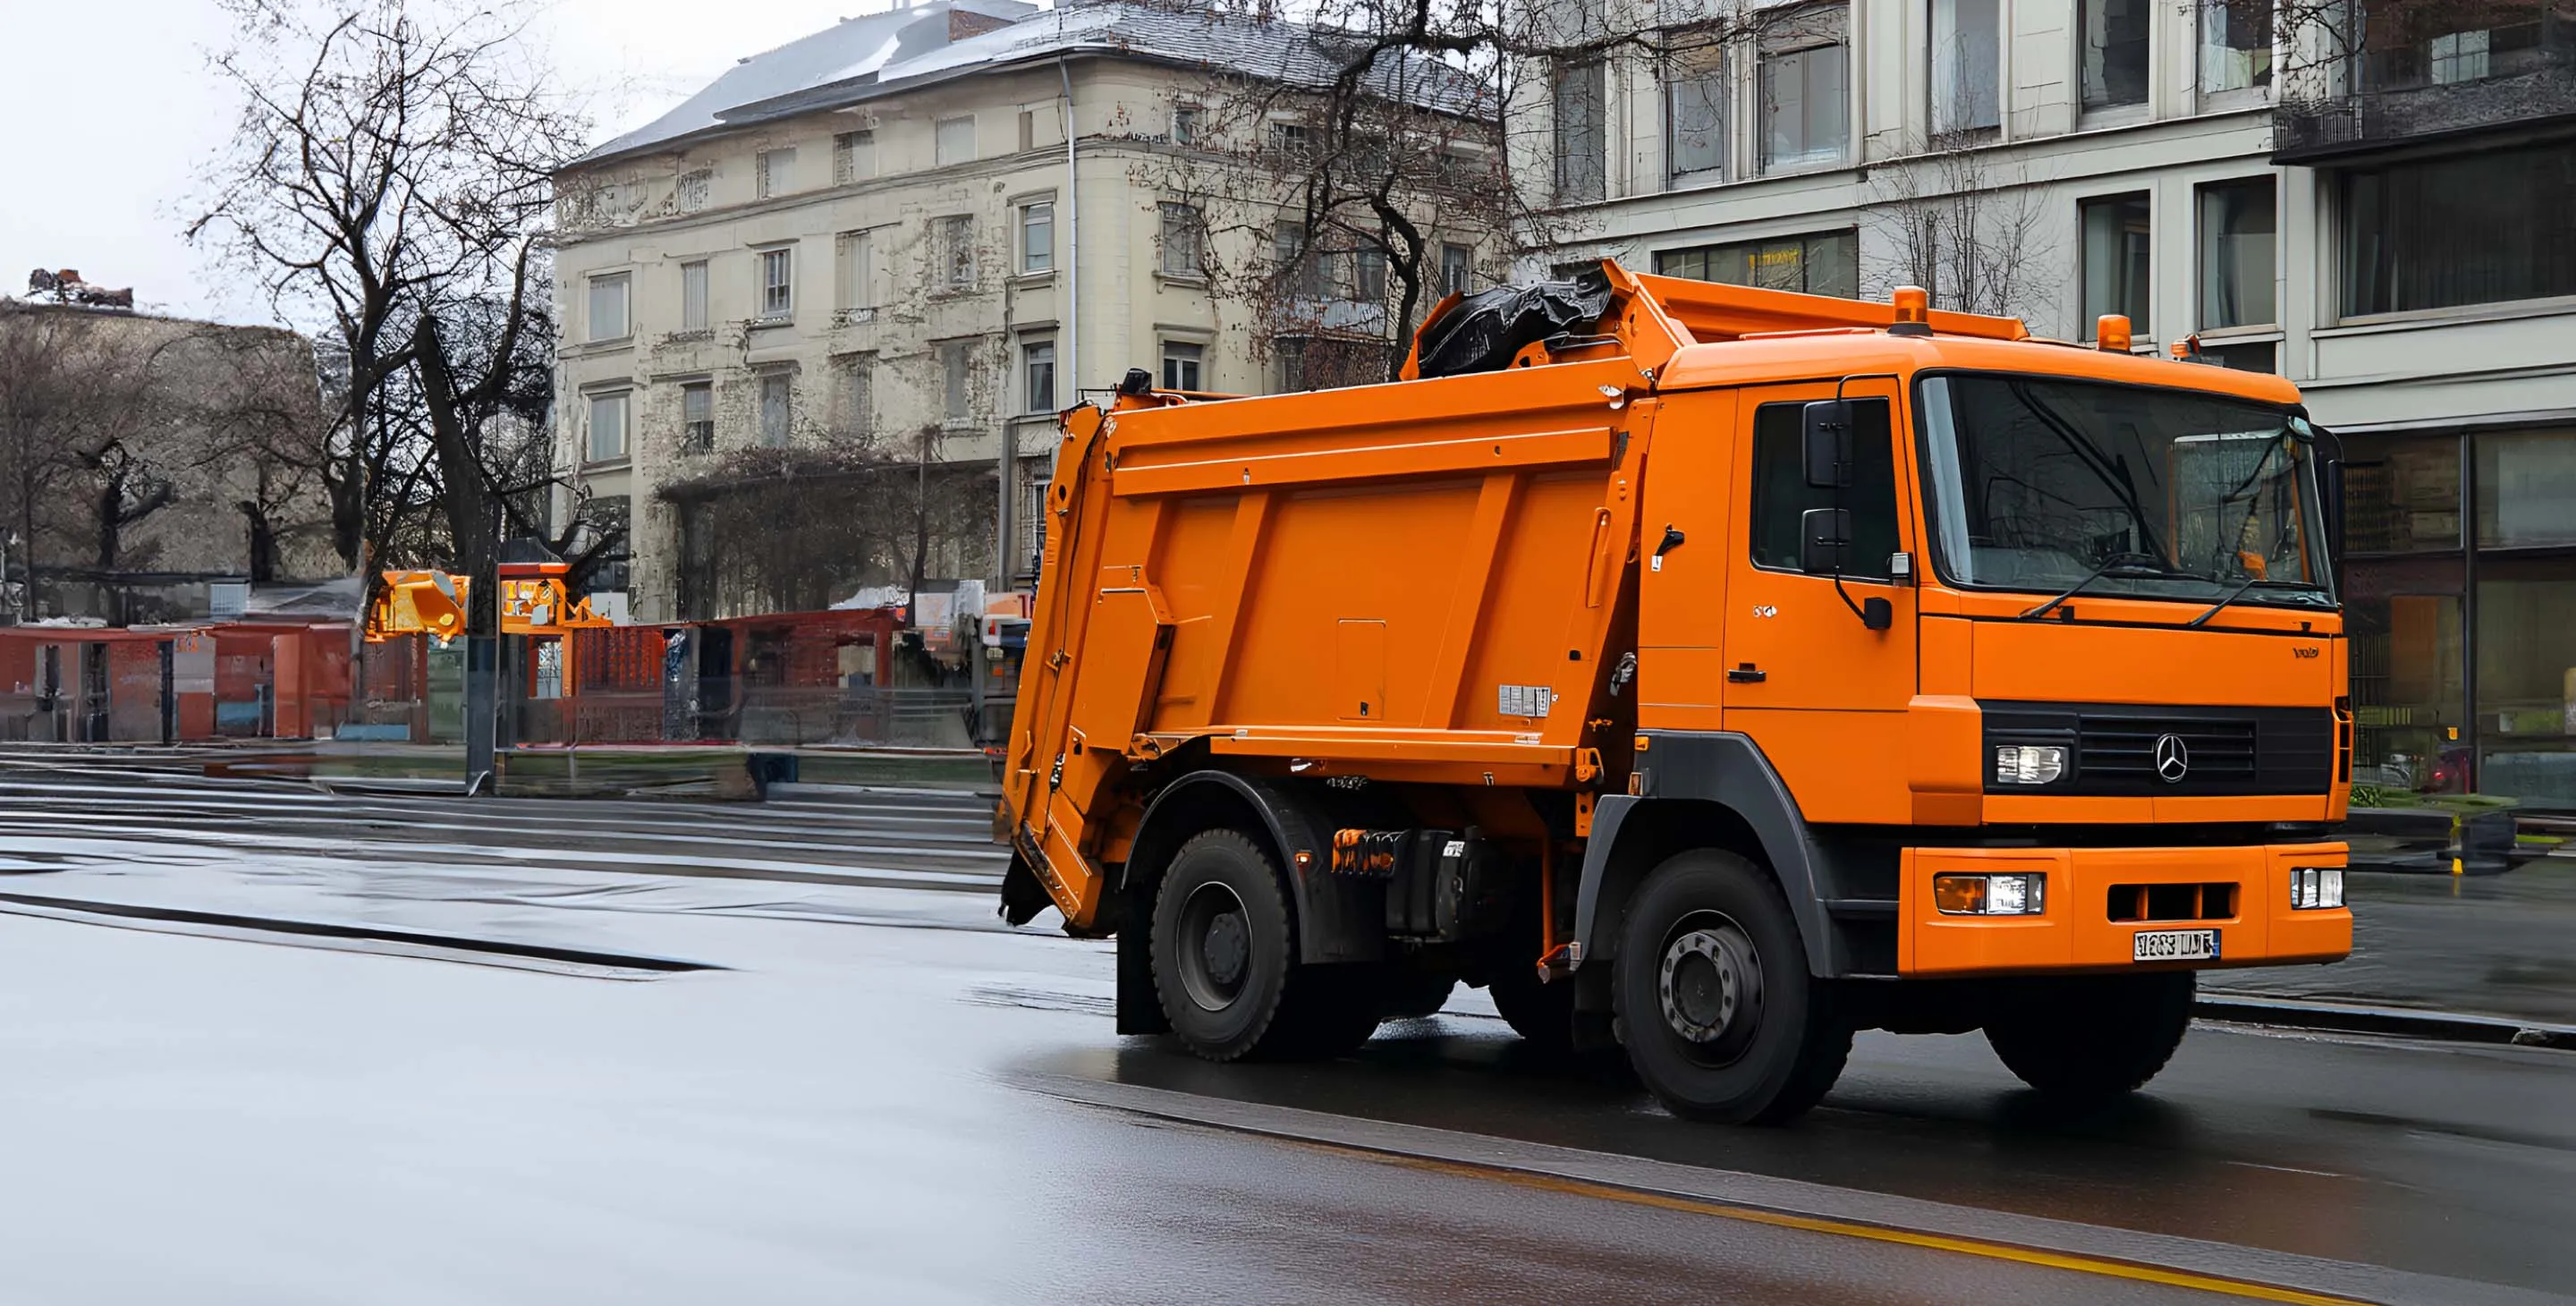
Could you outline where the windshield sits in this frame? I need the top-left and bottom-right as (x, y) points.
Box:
(1915, 374), (2335, 607)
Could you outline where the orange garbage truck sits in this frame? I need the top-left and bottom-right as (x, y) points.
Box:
(996, 262), (2352, 1124)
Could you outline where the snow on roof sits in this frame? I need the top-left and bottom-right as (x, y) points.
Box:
(577, 0), (1038, 165)
(575, 0), (1480, 169)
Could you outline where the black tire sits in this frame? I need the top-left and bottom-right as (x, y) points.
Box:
(1382, 971), (1459, 1021)
(1487, 960), (1577, 1054)
(1984, 971), (2195, 1099)
(1148, 828), (1378, 1062)
(1613, 849), (1849, 1124)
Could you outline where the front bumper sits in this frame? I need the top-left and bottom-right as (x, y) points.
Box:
(1895, 842), (2351, 977)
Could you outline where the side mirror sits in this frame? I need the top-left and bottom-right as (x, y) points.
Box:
(2325, 456), (2346, 593)
(1801, 399), (1854, 489)
(1800, 506), (1850, 576)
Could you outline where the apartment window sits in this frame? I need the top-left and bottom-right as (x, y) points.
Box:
(835, 130), (875, 185)
(1021, 201), (1054, 274)
(1269, 121), (1312, 155)
(1930, 0), (2002, 132)
(1159, 202), (1203, 278)
(1275, 222), (1320, 298)
(677, 169), (710, 213)
(757, 148), (796, 199)
(1162, 341), (1204, 391)
(1441, 243), (1473, 296)
(937, 216), (976, 290)
(1751, 399), (1896, 577)
(1552, 59), (1606, 202)
(1665, 44), (1728, 182)
(587, 392), (629, 462)
(837, 353), (874, 435)
(2342, 140), (2576, 318)
(1275, 337), (1309, 393)
(936, 115), (976, 166)
(586, 273), (630, 343)
(1173, 105), (1201, 144)
(1758, 6), (1850, 172)
(680, 260), (708, 332)
(1024, 339), (1056, 413)
(843, 233), (879, 311)
(758, 248), (793, 318)
(1353, 247), (1388, 301)
(941, 341), (974, 421)
(2199, 0), (2274, 94)
(2082, 0), (2151, 109)
(2080, 192), (2152, 338)
(2198, 177), (2276, 329)
(1655, 230), (1860, 298)
(758, 372), (792, 447)
(681, 381), (715, 452)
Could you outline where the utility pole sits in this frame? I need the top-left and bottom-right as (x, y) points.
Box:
(462, 496), (501, 796)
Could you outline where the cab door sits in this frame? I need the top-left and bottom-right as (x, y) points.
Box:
(1721, 381), (1919, 824)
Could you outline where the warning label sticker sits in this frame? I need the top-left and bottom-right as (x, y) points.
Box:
(1496, 684), (1554, 718)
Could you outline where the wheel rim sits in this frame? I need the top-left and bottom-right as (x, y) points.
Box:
(1657, 912), (1763, 1064)
(1175, 880), (1253, 1013)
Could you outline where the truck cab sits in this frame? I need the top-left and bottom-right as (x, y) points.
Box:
(998, 264), (2351, 1124)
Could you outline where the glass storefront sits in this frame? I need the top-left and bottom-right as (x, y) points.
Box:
(2342, 424), (2576, 810)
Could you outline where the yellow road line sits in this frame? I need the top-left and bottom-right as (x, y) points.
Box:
(1292, 1137), (2380, 1306)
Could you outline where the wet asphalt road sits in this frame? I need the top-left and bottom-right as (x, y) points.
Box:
(0, 764), (2568, 1304)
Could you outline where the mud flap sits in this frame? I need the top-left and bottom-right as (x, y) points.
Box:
(999, 851), (1055, 927)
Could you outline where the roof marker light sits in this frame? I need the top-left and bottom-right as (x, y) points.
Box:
(1889, 286), (1932, 337)
(2096, 315), (2133, 352)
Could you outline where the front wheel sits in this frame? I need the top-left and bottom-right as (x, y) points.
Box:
(1613, 850), (1848, 1124)
(1984, 971), (2195, 1099)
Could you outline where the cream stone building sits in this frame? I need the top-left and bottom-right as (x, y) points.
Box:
(552, 1), (1494, 623)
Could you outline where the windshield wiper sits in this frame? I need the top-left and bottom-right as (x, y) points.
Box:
(2185, 577), (2326, 628)
(2019, 553), (2190, 621)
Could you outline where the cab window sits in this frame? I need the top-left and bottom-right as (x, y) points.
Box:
(1750, 398), (1899, 579)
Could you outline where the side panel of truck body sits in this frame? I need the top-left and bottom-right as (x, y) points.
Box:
(1003, 359), (1655, 929)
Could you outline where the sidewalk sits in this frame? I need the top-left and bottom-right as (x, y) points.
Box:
(2204, 853), (2576, 1030)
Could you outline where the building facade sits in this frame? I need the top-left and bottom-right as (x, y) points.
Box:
(0, 300), (339, 623)
(1527, 0), (2576, 808)
(552, 1), (1493, 625)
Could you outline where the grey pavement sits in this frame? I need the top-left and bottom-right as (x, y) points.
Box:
(2201, 860), (2576, 1028)
(0, 772), (2565, 1303)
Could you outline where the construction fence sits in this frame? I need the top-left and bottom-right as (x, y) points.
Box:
(0, 606), (1021, 751)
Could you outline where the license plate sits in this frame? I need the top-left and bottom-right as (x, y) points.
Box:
(2133, 929), (2219, 963)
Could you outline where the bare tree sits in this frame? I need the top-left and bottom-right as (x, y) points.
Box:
(191, 0), (589, 618)
(0, 309), (131, 616)
(1136, 0), (1610, 387)
(1861, 131), (2060, 325)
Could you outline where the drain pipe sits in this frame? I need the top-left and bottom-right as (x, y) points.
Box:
(1057, 52), (1080, 404)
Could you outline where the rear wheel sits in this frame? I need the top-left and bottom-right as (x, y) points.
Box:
(1382, 971), (1459, 1021)
(1613, 849), (1848, 1124)
(1149, 828), (1378, 1062)
(1985, 971), (2195, 1099)
(1488, 960), (1577, 1054)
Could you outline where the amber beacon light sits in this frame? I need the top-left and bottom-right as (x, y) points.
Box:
(1890, 285), (1932, 336)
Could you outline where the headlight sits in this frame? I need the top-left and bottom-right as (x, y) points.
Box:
(1934, 872), (2047, 915)
(1994, 744), (2067, 785)
(2291, 867), (2344, 910)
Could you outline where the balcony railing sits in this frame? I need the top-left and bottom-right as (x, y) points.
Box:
(2275, 38), (2576, 161)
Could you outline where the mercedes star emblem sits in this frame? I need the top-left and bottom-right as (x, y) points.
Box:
(2153, 734), (2190, 784)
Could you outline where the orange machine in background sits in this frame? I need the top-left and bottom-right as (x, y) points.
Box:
(366, 561), (614, 696)
(998, 261), (2351, 1124)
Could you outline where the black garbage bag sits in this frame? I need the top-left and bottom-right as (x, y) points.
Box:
(1413, 264), (1614, 379)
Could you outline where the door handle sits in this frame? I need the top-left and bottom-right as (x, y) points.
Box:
(1728, 664), (1767, 683)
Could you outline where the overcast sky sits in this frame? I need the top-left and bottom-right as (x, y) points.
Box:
(0, 0), (891, 325)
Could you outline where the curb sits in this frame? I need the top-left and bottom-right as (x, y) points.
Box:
(2195, 994), (2576, 1051)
